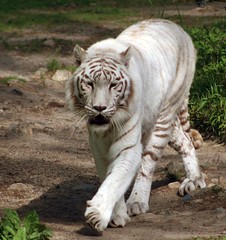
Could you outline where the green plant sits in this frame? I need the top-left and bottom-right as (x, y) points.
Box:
(0, 76), (27, 85)
(189, 26), (226, 94)
(47, 59), (62, 72)
(46, 59), (77, 73)
(0, 209), (52, 240)
(64, 65), (77, 73)
(188, 25), (226, 143)
(190, 84), (226, 142)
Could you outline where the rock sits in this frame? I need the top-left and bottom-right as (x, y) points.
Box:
(44, 79), (65, 91)
(7, 183), (34, 192)
(210, 178), (219, 184)
(166, 161), (184, 179)
(10, 123), (33, 136)
(182, 194), (192, 203)
(168, 181), (180, 189)
(44, 39), (56, 47)
(52, 70), (72, 82)
(218, 152), (226, 164)
(219, 176), (226, 189)
(17, 75), (30, 82)
(207, 183), (216, 188)
(213, 207), (226, 215)
(12, 88), (23, 96)
(194, 188), (209, 198)
(34, 67), (48, 79)
(208, 176), (226, 189)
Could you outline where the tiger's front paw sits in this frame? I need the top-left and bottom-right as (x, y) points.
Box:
(179, 173), (206, 196)
(85, 201), (111, 232)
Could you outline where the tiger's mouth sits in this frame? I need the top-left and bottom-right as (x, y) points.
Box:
(89, 114), (110, 125)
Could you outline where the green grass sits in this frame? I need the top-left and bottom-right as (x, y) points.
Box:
(0, 0), (220, 33)
(0, 1), (137, 33)
(47, 59), (76, 73)
(0, 0), (180, 11)
(0, 8), (136, 33)
(192, 237), (226, 240)
(0, 11), (74, 32)
(0, 76), (27, 85)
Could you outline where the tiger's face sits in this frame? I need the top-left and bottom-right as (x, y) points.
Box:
(67, 45), (133, 131)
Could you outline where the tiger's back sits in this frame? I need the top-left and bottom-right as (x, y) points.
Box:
(117, 19), (196, 130)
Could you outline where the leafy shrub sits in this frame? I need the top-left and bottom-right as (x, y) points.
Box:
(190, 26), (225, 94)
(0, 209), (52, 240)
(188, 25), (226, 142)
(190, 84), (226, 142)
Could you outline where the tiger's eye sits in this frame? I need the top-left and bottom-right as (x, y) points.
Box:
(87, 82), (94, 88)
(109, 82), (118, 89)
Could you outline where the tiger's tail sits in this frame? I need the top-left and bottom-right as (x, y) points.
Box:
(178, 99), (203, 149)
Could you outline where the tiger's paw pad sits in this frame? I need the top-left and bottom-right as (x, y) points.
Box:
(85, 206), (109, 232)
(109, 212), (130, 228)
(126, 201), (149, 216)
(179, 176), (206, 196)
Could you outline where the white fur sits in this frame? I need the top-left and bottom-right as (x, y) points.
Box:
(66, 19), (206, 232)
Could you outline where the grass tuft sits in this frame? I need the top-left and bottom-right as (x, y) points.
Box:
(0, 76), (27, 85)
(47, 59), (62, 72)
(47, 59), (76, 73)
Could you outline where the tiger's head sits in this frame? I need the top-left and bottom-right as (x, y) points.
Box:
(66, 41), (134, 132)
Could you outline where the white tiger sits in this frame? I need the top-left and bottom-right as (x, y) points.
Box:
(66, 19), (206, 232)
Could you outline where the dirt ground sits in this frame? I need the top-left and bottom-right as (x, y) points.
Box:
(0, 2), (226, 240)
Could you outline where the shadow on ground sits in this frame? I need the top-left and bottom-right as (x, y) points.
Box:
(18, 180), (98, 224)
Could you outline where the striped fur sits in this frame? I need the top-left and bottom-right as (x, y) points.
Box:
(66, 19), (206, 232)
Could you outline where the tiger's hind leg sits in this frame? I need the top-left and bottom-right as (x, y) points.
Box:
(169, 112), (206, 196)
(126, 112), (175, 216)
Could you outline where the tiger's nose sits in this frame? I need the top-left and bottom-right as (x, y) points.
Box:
(93, 105), (107, 112)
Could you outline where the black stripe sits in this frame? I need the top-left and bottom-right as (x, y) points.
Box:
(114, 143), (137, 160)
(115, 118), (139, 142)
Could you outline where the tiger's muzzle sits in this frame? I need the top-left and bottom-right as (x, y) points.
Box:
(89, 114), (110, 126)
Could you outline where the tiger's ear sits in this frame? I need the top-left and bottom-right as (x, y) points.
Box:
(73, 44), (86, 66)
(120, 46), (132, 68)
